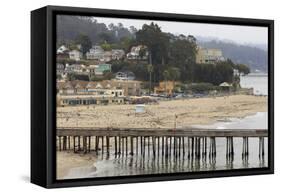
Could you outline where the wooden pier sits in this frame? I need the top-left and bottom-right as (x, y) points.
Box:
(56, 127), (267, 161)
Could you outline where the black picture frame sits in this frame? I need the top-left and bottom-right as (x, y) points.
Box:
(31, 5), (274, 188)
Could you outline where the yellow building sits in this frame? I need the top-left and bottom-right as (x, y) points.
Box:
(56, 80), (125, 106)
(154, 81), (177, 95)
(196, 47), (224, 64)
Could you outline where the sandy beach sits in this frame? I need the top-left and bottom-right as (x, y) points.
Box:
(56, 151), (96, 179)
(57, 95), (267, 129)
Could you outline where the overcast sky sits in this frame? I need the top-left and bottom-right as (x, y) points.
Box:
(93, 16), (268, 45)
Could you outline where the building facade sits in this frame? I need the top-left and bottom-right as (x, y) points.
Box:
(69, 50), (82, 61)
(86, 45), (125, 62)
(196, 47), (225, 64)
(127, 45), (149, 60)
(56, 63), (65, 76)
(110, 80), (141, 96)
(94, 64), (112, 75)
(57, 80), (125, 106)
(154, 81), (176, 95)
(115, 71), (136, 81)
(86, 45), (105, 60)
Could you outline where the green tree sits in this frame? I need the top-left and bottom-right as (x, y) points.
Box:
(188, 83), (215, 93)
(98, 32), (115, 43)
(162, 70), (170, 94)
(232, 75), (241, 91)
(194, 60), (234, 85)
(101, 43), (112, 51)
(136, 23), (169, 81)
(138, 47), (147, 60)
(236, 64), (250, 75)
(75, 34), (92, 55)
(168, 36), (197, 82)
(119, 37), (135, 52)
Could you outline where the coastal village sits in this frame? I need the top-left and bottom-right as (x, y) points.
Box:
(57, 43), (250, 107)
(55, 40), (266, 130)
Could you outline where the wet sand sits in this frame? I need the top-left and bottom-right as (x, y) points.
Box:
(57, 95), (267, 129)
(56, 152), (96, 179)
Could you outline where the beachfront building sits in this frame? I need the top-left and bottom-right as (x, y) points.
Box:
(154, 81), (176, 95)
(196, 47), (225, 64)
(127, 45), (149, 60)
(69, 50), (82, 61)
(57, 80), (125, 106)
(219, 82), (232, 92)
(111, 80), (141, 96)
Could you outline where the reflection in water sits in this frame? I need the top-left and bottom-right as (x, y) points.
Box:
(63, 137), (268, 179)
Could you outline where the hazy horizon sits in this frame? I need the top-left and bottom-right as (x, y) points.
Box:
(92, 16), (268, 46)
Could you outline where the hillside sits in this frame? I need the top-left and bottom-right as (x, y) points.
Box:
(57, 15), (134, 45)
(57, 16), (268, 72)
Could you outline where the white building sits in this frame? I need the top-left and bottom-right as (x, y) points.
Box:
(111, 49), (125, 60)
(86, 45), (105, 60)
(56, 63), (65, 75)
(127, 45), (148, 60)
(196, 47), (225, 64)
(57, 45), (69, 54)
(69, 50), (82, 61)
(115, 71), (135, 80)
(64, 64), (83, 73)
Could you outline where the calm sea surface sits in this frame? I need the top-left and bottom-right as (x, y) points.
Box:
(64, 74), (269, 179)
(240, 73), (268, 95)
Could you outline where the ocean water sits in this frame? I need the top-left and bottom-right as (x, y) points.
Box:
(240, 73), (268, 95)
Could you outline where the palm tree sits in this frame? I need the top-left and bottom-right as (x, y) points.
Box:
(163, 70), (170, 95)
(147, 64), (154, 95)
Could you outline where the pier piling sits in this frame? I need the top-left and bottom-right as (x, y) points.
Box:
(56, 128), (267, 163)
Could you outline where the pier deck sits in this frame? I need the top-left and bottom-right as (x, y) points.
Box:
(57, 127), (268, 137)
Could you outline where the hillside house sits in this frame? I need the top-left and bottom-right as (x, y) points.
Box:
(115, 71), (136, 80)
(86, 45), (105, 60)
(127, 45), (149, 60)
(56, 63), (65, 76)
(94, 64), (112, 75)
(69, 50), (82, 61)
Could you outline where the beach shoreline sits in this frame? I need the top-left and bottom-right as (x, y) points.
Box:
(56, 151), (96, 180)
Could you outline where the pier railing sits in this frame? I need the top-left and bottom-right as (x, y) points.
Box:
(57, 127), (267, 137)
